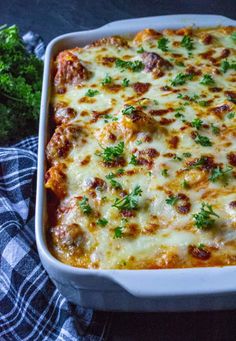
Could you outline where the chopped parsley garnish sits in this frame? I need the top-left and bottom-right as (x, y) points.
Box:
(97, 218), (108, 227)
(176, 61), (185, 67)
(157, 37), (169, 51)
(101, 74), (112, 85)
(85, 89), (100, 97)
(99, 141), (124, 163)
(211, 124), (220, 135)
(200, 74), (215, 86)
(112, 185), (142, 210)
(129, 154), (138, 165)
(137, 47), (144, 53)
(171, 73), (193, 86)
(181, 35), (194, 50)
(175, 112), (185, 119)
(182, 179), (190, 189)
(194, 133), (212, 147)
(161, 169), (169, 177)
(209, 165), (233, 184)
(193, 203), (219, 229)
(231, 31), (236, 43)
(153, 99), (159, 105)
(227, 112), (235, 119)
(191, 118), (203, 130)
(136, 140), (142, 145)
(122, 78), (130, 87)
(166, 195), (179, 206)
(80, 196), (92, 214)
(188, 157), (206, 169)
(220, 60), (236, 73)
(173, 155), (182, 161)
(183, 152), (192, 158)
(198, 100), (209, 107)
(226, 95), (236, 104)
(105, 173), (122, 189)
(114, 226), (123, 238)
(122, 105), (136, 115)
(104, 114), (118, 123)
(115, 58), (144, 72)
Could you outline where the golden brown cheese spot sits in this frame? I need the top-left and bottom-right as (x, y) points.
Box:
(88, 35), (130, 48)
(54, 50), (89, 94)
(45, 164), (67, 199)
(133, 29), (162, 44)
(53, 102), (77, 125)
(136, 148), (159, 169)
(175, 193), (191, 215)
(168, 135), (179, 149)
(121, 109), (159, 135)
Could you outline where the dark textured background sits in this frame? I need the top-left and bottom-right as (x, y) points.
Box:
(1, 1), (236, 340)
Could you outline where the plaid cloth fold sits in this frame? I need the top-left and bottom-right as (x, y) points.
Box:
(0, 137), (111, 340)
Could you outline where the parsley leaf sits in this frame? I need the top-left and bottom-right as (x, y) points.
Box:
(80, 196), (92, 214)
(181, 35), (194, 50)
(191, 118), (203, 130)
(122, 105), (136, 115)
(85, 89), (100, 97)
(99, 141), (124, 163)
(171, 73), (193, 86)
(97, 218), (108, 227)
(166, 195), (179, 206)
(221, 60), (236, 73)
(112, 185), (142, 210)
(194, 133), (212, 146)
(182, 179), (190, 189)
(105, 172), (122, 189)
(193, 203), (219, 229)
(115, 58), (144, 72)
(227, 112), (235, 119)
(161, 169), (169, 177)
(157, 37), (169, 51)
(114, 226), (123, 238)
(129, 154), (138, 165)
(102, 74), (112, 85)
(211, 124), (220, 135)
(122, 78), (130, 87)
(231, 31), (236, 43)
(209, 165), (233, 184)
(200, 74), (215, 86)
(137, 47), (144, 53)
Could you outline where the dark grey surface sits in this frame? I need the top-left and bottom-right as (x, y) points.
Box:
(1, 0), (236, 340)
(0, 0), (235, 43)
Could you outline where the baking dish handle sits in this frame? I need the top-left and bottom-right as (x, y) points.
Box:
(110, 267), (236, 298)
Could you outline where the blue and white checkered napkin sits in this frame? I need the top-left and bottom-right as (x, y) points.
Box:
(0, 137), (113, 340)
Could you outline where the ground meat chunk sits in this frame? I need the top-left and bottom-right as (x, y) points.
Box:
(54, 50), (89, 93)
(45, 164), (67, 199)
(132, 82), (150, 95)
(141, 52), (172, 76)
(227, 152), (236, 167)
(189, 245), (211, 260)
(46, 124), (82, 165)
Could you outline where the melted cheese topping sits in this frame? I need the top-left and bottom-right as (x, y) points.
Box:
(46, 26), (236, 269)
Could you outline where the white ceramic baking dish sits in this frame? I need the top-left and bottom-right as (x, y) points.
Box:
(36, 14), (236, 312)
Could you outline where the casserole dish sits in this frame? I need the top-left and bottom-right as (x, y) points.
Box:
(36, 14), (236, 311)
